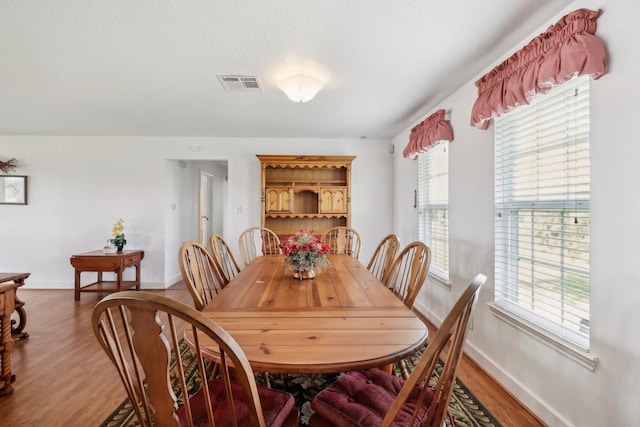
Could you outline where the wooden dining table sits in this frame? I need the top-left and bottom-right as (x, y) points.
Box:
(185, 254), (428, 374)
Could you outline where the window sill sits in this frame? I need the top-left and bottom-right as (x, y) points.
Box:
(488, 302), (599, 371)
(429, 271), (451, 291)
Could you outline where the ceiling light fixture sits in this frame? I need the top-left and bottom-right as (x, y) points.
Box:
(278, 74), (324, 103)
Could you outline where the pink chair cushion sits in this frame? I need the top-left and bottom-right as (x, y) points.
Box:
(176, 378), (296, 426)
(310, 368), (434, 427)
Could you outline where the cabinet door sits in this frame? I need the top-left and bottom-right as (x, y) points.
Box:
(319, 187), (347, 213)
(266, 187), (293, 213)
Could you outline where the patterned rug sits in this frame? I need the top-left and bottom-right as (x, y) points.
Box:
(100, 341), (501, 427)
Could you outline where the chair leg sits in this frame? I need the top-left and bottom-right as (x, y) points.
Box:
(284, 405), (300, 427)
(380, 363), (394, 375)
(262, 372), (271, 388)
(211, 363), (219, 379)
(380, 359), (409, 379)
(308, 413), (334, 427)
(399, 359), (410, 380)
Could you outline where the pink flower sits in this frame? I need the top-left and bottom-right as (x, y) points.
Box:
(281, 229), (332, 272)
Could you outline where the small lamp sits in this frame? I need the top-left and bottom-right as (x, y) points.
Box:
(278, 74), (324, 103)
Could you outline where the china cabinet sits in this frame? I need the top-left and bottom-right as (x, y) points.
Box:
(257, 155), (355, 239)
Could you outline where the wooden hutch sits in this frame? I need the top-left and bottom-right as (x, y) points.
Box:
(257, 155), (355, 240)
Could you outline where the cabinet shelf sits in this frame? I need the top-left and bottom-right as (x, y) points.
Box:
(265, 179), (347, 186)
(266, 213), (348, 219)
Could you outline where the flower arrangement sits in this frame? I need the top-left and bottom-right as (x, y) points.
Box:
(279, 229), (331, 276)
(109, 218), (126, 249)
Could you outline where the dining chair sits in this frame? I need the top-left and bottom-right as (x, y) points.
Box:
(381, 241), (431, 378)
(208, 233), (241, 285)
(321, 226), (361, 259)
(238, 227), (282, 266)
(181, 240), (273, 387)
(92, 291), (299, 427)
(179, 241), (227, 311)
(308, 274), (487, 427)
(384, 241), (431, 311)
(366, 233), (400, 282)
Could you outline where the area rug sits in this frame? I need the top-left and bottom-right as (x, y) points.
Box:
(100, 341), (501, 427)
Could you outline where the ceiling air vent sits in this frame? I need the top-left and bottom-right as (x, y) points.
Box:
(217, 75), (262, 92)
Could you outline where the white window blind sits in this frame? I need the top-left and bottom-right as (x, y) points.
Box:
(418, 142), (449, 281)
(494, 75), (590, 349)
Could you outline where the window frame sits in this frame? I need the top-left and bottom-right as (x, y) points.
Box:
(417, 141), (450, 288)
(491, 75), (596, 368)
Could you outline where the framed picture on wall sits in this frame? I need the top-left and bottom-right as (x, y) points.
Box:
(0, 175), (27, 205)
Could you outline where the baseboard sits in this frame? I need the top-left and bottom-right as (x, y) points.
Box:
(21, 280), (170, 290)
(166, 273), (184, 287)
(464, 344), (569, 427)
(141, 281), (171, 289)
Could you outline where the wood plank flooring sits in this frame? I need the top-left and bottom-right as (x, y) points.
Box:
(0, 283), (545, 426)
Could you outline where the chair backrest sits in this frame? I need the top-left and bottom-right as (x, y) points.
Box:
(179, 241), (226, 311)
(366, 234), (400, 282)
(208, 233), (241, 284)
(382, 274), (487, 427)
(384, 241), (431, 309)
(238, 227), (282, 266)
(92, 291), (273, 427)
(321, 226), (362, 258)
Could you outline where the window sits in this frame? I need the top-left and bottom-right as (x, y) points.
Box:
(418, 141), (449, 283)
(494, 75), (590, 349)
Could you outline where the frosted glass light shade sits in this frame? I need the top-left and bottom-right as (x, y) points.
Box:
(278, 75), (324, 103)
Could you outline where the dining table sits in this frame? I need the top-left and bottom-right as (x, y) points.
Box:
(184, 254), (428, 375)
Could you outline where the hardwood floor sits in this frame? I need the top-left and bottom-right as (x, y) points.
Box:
(0, 284), (545, 426)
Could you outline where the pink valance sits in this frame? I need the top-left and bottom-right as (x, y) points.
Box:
(470, 8), (608, 130)
(403, 109), (453, 159)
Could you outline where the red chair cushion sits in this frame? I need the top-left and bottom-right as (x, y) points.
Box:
(176, 378), (296, 426)
(310, 368), (434, 427)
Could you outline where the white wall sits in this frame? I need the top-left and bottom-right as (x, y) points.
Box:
(165, 159), (182, 282)
(393, 0), (640, 425)
(0, 136), (392, 290)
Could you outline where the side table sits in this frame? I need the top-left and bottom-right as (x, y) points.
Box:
(0, 273), (30, 342)
(0, 273), (30, 396)
(70, 250), (144, 300)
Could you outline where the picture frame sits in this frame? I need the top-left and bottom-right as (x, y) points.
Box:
(0, 175), (27, 205)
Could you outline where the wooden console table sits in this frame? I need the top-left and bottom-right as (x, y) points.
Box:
(0, 273), (30, 396)
(70, 250), (144, 301)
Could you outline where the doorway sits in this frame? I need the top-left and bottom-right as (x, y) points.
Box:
(199, 170), (214, 244)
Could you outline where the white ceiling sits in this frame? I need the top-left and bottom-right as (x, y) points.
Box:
(0, 0), (574, 139)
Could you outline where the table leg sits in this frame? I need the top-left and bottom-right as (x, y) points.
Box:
(5, 276), (29, 341)
(10, 305), (28, 341)
(0, 293), (16, 396)
(74, 270), (81, 301)
(116, 269), (123, 292)
(135, 264), (141, 291)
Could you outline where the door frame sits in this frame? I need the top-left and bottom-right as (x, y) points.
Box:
(199, 170), (214, 244)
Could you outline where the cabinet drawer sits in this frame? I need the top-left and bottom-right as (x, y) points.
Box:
(71, 259), (120, 271)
